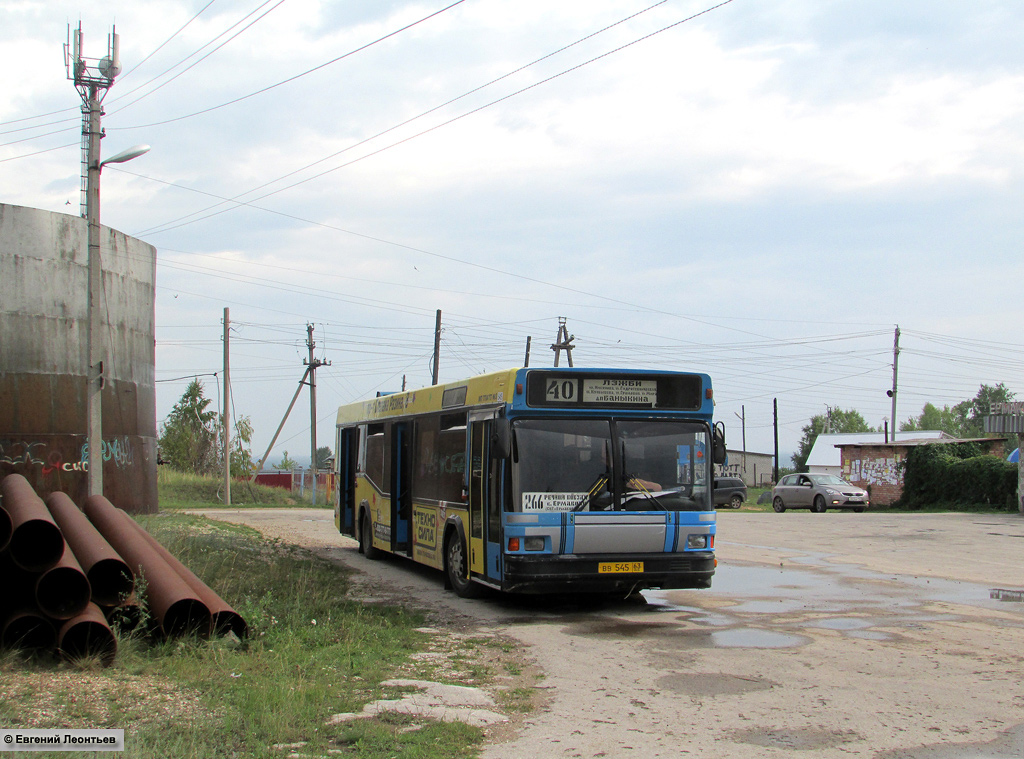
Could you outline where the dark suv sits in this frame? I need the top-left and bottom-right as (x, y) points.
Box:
(713, 477), (747, 509)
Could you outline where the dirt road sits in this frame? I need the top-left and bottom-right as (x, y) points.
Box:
(193, 508), (1024, 758)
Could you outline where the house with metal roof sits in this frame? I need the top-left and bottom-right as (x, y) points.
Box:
(806, 431), (950, 477)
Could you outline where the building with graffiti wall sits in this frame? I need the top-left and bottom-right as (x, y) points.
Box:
(838, 437), (1007, 506)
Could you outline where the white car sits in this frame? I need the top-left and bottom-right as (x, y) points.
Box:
(772, 474), (869, 513)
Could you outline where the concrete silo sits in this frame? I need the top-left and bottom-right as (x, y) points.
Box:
(0, 203), (157, 513)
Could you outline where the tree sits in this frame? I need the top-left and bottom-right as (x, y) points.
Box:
(230, 415), (256, 478)
(792, 407), (872, 472)
(315, 446), (332, 470)
(275, 450), (298, 470)
(901, 383), (1016, 447)
(158, 380), (257, 477)
(159, 380), (219, 474)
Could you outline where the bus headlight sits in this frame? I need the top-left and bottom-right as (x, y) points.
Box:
(686, 534), (708, 550)
(524, 536), (545, 551)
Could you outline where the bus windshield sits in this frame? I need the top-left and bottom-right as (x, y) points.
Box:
(511, 418), (712, 513)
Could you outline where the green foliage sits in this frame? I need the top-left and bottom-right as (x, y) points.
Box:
(901, 383), (1017, 447)
(229, 414), (257, 478)
(275, 450), (298, 470)
(0, 515), (489, 759)
(158, 380), (256, 477)
(792, 407), (872, 472)
(315, 445), (333, 470)
(159, 380), (219, 474)
(897, 442), (1017, 510)
(157, 467), (323, 507)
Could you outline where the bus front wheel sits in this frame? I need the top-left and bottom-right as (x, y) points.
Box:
(361, 514), (381, 560)
(445, 534), (482, 598)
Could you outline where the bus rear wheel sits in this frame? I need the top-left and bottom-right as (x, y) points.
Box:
(445, 534), (482, 598)
(361, 514), (381, 560)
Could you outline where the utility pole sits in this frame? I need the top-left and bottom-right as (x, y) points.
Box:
(305, 324), (331, 504)
(773, 398), (779, 484)
(252, 325), (328, 479)
(68, 24), (121, 498)
(223, 308), (231, 506)
(735, 406), (747, 481)
(432, 309), (442, 384)
(889, 325), (900, 441)
(524, 336), (532, 367)
(551, 317), (575, 367)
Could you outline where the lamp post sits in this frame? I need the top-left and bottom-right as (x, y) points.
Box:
(68, 26), (149, 498)
(85, 142), (149, 496)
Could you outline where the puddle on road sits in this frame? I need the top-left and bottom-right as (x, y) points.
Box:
(711, 628), (808, 648)
(553, 558), (1021, 649)
(639, 560), (1017, 647)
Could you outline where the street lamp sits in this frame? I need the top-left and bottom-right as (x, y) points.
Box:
(86, 142), (149, 497)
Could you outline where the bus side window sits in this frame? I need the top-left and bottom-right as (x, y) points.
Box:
(412, 415), (440, 503)
(436, 413), (467, 504)
(364, 424), (385, 492)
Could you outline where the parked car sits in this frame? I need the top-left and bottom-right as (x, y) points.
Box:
(771, 473), (869, 513)
(713, 477), (747, 509)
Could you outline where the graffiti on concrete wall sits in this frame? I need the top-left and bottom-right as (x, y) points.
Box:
(847, 457), (901, 486)
(0, 437), (135, 474)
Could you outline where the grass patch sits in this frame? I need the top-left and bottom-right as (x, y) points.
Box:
(0, 513), (487, 759)
(157, 468), (330, 509)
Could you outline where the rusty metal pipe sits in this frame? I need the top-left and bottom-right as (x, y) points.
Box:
(83, 495), (211, 638)
(44, 492), (134, 606)
(0, 474), (64, 572)
(102, 592), (144, 634)
(35, 544), (91, 621)
(0, 502), (11, 553)
(57, 602), (117, 667)
(120, 511), (248, 639)
(2, 607), (56, 651)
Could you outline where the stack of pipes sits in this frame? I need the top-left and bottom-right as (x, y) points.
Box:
(0, 474), (247, 667)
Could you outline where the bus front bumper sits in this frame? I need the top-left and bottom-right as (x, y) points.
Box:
(501, 552), (715, 594)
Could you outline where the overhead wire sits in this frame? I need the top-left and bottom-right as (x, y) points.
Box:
(111, 0), (468, 129)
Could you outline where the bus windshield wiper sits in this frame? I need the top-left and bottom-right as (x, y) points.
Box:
(574, 473), (610, 511)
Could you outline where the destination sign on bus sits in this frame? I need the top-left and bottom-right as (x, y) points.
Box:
(525, 371), (702, 410)
(583, 378), (656, 405)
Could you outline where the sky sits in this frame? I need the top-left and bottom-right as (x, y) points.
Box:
(3, 0), (1024, 473)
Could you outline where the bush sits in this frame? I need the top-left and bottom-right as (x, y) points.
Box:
(897, 442), (1017, 511)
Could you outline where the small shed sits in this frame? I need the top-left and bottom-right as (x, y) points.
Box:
(806, 431), (950, 477)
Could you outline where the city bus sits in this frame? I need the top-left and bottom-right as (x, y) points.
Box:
(334, 367), (724, 597)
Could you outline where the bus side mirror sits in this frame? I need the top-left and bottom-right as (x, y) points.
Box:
(713, 422), (727, 465)
(491, 418), (512, 460)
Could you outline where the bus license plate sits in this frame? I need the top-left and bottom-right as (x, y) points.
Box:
(599, 561), (644, 574)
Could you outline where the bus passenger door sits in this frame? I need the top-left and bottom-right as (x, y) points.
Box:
(338, 427), (359, 537)
(469, 414), (503, 582)
(391, 421), (412, 553)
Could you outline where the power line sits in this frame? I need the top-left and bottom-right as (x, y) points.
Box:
(111, 0), (467, 129)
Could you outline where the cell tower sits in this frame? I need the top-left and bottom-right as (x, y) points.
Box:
(65, 23), (121, 217)
(65, 23), (121, 498)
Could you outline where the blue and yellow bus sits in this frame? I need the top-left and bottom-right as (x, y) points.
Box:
(334, 367), (724, 597)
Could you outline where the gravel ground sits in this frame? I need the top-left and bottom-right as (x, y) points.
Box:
(193, 508), (1024, 759)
